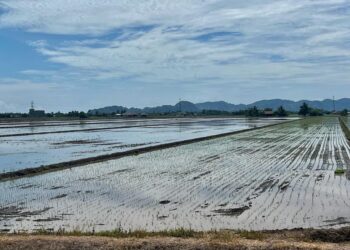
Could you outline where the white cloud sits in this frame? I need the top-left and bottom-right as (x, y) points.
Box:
(0, 0), (212, 35)
(20, 69), (56, 76)
(0, 100), (16, 112)
(307, 30), (350, 45)
(0, 0), (346, 35)
(1, 0), (350, 107)
(0, 78), (58, 91)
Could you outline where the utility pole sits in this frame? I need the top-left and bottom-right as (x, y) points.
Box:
(31, 101), (34, 110)
(333, 96), (336, 113)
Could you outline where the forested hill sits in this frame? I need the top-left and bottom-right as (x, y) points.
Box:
(88, 98), (350, 114)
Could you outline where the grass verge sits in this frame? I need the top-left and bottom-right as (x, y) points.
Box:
(32, 227), (199, 239)
(6, 227), (349, 243)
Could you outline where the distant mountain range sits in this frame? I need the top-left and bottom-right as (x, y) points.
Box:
(87, 98), (350, 114)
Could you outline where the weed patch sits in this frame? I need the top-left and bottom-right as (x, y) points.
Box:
(335, 168), (345, 175)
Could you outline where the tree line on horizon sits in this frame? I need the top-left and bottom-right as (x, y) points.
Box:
(0, 102), (348, 119)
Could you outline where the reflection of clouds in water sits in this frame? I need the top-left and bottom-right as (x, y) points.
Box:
(0, 118), (286, 173)
(0, 117), (349, 232)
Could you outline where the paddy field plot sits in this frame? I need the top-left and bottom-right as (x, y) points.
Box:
(0, 118), (285, 173)
(0, 116), (349, 232)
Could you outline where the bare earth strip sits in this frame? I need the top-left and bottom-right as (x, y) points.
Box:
(0, 117), (349, 232)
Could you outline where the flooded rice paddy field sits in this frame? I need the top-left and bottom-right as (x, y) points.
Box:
(0, 116), (349, 232)
(0, 118), (286, 173)
(0, 118), (267, 135)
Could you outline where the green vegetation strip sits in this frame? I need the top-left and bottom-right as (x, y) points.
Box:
(0, 118), (301, 182)
(4, 227), (350, 243)
(335, 168), (345, 175)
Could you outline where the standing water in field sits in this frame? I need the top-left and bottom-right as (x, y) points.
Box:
(0, 117), (349, 232)
(0, 118), (287, 173)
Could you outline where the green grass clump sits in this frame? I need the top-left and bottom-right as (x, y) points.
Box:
(96, 228), (197, 238)
(335, 168), (345, 175)
(32, 227), (198, 239)
(237, 230), (265, 241)
(158, 228), (197, 238)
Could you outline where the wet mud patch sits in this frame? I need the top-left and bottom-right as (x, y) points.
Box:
(323, 217), (350, 226)
(10, 183), (40, 189)
(159, 200), (171, 205)
(95, 142), (121, 146)
(212, 205), (250, 216)
(310, 143), (322, 161)
(19, 184), (39, 189)
(50, 194), (68, 200)
(107, 168), (134, 175)
(316, 173), (324, 182)
(200, 203), (209, 209)
(110, 143), (153, 149)
(278, 181), (290, 191)
(254, 178), (278, 194)
(0, 206), (51, 220)
(78, 177), (96, 182)
(48, 186), (66, 190)
(157, 215), (169, 220)
(52, 139), (104, 146)
(33, 217), (62, 222)
(193, 171), (211, 180)
(198, 154), (220, 163)
(218, 202), (229, 207)
(285, 146), (305, 166)
(246, 178), (279, 201)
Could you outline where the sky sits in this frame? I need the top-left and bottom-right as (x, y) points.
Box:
(0, 0), (350, 112)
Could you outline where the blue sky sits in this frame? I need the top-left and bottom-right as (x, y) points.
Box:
(0, 0), (350, 112)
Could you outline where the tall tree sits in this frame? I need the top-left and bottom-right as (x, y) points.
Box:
(340, 109), (348, 116)
(275, 106), (288, 117)
(299, 102), (310, 116)
(247, 106), (260, 117)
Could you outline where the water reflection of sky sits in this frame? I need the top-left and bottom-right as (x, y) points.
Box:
(0, 118), (290, 173)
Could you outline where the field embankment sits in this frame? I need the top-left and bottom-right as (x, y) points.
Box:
(0, 227), (349, 250)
